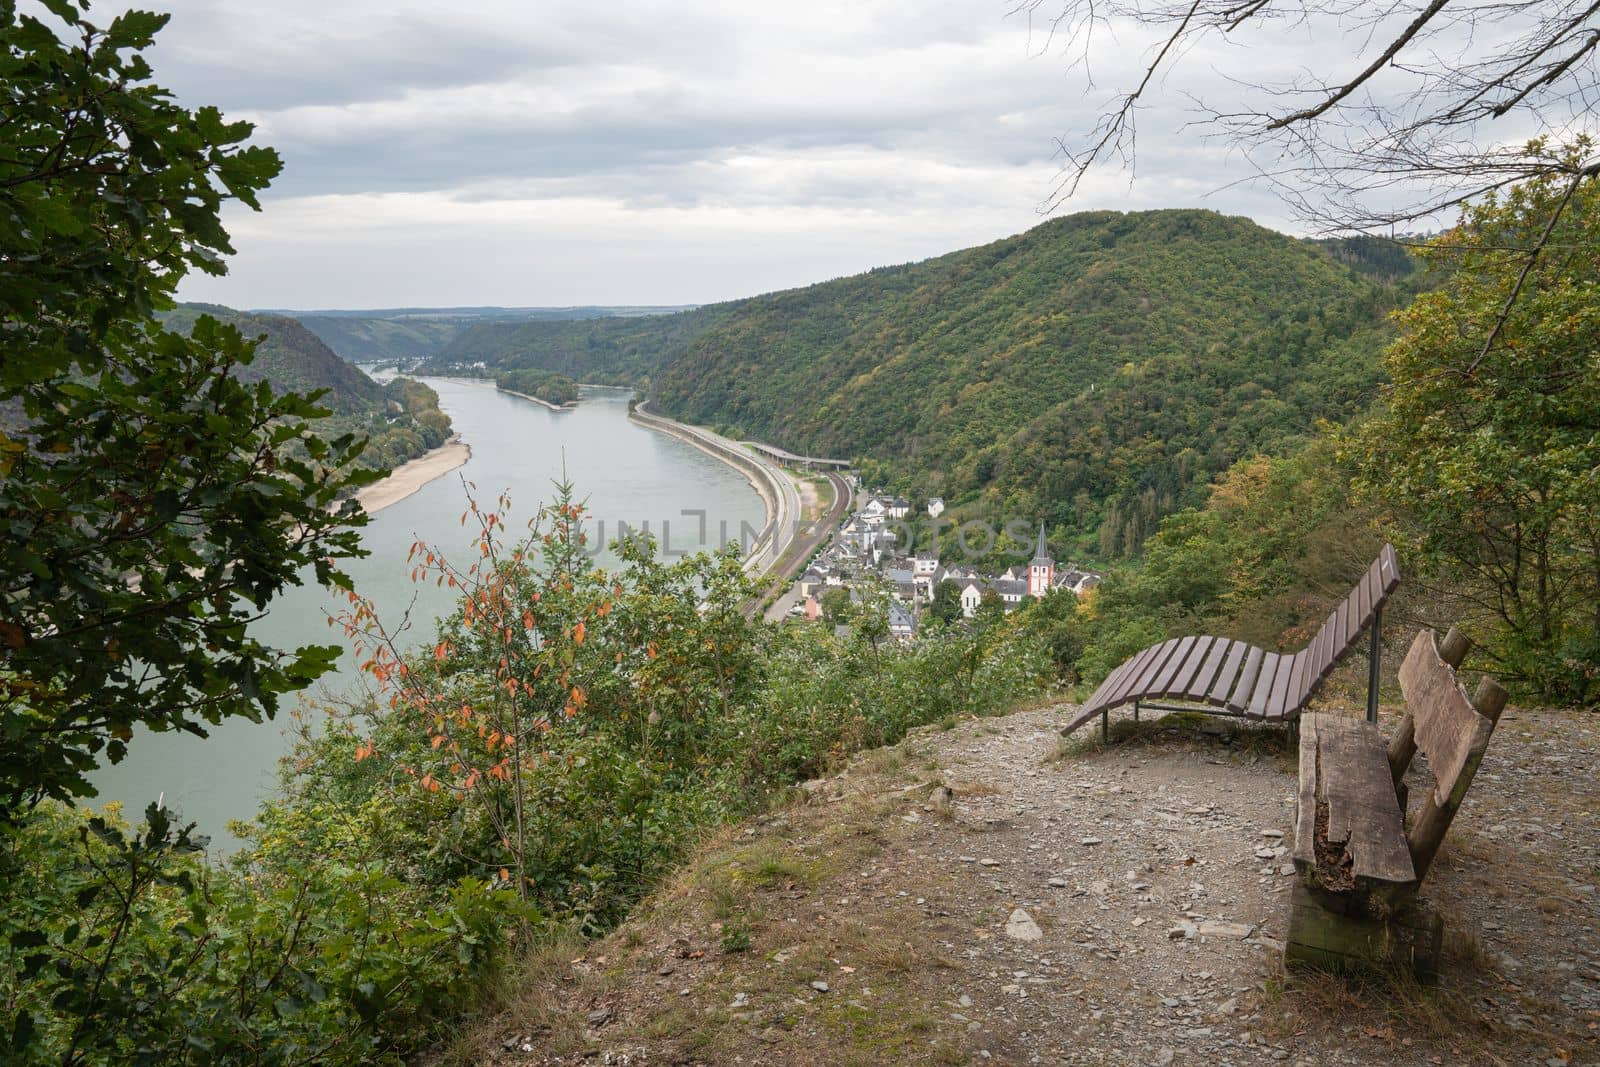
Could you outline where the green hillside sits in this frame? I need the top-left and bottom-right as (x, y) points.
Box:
(164, 304), (453, 471)
(654, 211), (1409, 555)
(291, 314), (464, 365)
(165, 304), (384, 412)
(420, 210), (1413, 556)
(428, 306), (726, 386)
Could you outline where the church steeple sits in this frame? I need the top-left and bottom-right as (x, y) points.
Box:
(1028, 523), (1053, 599)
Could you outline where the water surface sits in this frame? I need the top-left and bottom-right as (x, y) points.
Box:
(89, 380), (765, 845)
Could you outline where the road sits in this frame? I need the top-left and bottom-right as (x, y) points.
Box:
(759, 469), (851, 621)
(628, 402), (804, 583)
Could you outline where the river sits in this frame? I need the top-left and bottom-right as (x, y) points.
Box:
(88, 379), (767, 848)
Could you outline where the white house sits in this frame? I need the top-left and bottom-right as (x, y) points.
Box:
(927, 497), (945, 518)
(887, 496), (911, 519)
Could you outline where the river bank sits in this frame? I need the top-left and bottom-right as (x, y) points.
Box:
(353, 435), (472, 515)
(497, 385), (575, 411)
(628, 403), (794, 576)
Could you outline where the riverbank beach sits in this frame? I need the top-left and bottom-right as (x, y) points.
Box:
(354, 435), (472, 515)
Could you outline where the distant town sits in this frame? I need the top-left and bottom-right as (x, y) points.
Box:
(782, 484), (1101, 638)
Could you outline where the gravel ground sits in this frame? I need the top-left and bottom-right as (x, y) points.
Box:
(461, 700), (1599, 1067)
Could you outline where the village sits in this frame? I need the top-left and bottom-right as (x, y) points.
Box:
(783, 486), (1102, 638)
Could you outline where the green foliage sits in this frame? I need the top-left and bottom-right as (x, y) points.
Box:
(1346, 165), (1600, 703)
(284, 485), (1049, 935)
(162, 304), (385, 412)
(819, 586), (853, 624)
(1067, 442), (1379, 689)
(1, 802), (524, 1065)
(494, 368), (579, 406)
(162, 305), (457, 473)
(0, 3), (372, 811)
(429, 306), (730, 386)
(928, 581), (963, 626)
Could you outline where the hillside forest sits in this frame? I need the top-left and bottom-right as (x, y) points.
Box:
(165, 304), (456, 473)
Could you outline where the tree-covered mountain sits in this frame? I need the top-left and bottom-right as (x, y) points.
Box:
(164, 304), (453, 470)
(425, 210), (1414, 557)
(281, 306), (700, 365)
(427, 306), (727, 386)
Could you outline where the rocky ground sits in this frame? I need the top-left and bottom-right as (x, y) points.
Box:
(455, 699), (1599, 1066)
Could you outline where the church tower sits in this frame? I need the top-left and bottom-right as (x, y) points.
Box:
(1028, 522), (1054, 599)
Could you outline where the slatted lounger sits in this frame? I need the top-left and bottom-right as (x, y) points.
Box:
(1061, 544), (1400, 740)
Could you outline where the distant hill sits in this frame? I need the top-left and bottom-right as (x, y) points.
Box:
(164, 304), (453, 472)
(426, 307), (728, 386)
(269, 306), (697, 364)
(165, 304), (384, 412)
(423, 210), (1413, 557)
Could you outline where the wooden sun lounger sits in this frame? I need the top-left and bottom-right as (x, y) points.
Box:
(1061, 544), (1400, 740)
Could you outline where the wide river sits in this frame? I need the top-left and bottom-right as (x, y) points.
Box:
(89, 379), (766, 848)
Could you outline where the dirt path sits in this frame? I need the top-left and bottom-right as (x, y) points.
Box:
(463, 703), (1600, 1066)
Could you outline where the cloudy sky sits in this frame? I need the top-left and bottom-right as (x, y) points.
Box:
(142, 0), (1334, 309)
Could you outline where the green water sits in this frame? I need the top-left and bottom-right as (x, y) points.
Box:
(88, 380), (766, 846)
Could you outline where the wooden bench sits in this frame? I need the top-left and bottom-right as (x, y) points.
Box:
(1285, 626), (1507, 977)
(1061, 545), (1400, 740)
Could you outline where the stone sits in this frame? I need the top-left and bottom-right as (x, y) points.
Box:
(1081, 837), (1103, 846)
(1005, 908), (1043, 941)
(1049, 877), (1069, 888)
(810, 980), (830, 993)
(980, 858), (1001, 867)
(1197, 920), (1255, 939)
(586, 1007), (612, 1026)
(1168, 922), (1197, 941)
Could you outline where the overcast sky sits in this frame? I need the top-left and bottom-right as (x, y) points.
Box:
(145, 0), (1335, 309)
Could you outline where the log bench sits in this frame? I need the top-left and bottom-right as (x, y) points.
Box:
(1285, 626), (1507, 978)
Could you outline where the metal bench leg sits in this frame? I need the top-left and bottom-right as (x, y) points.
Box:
(1367, 606), (1383, 724)
(1101, 710), (1109, 743)
(1133, 700), (1140, 723)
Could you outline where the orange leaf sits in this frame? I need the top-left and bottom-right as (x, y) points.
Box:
(573, 621), (586, 644)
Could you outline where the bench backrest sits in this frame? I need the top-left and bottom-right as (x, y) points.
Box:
(1397, 629), (1499, 810)
(1395, 628), (1507, 881)
(1295, 544), (1400, 705)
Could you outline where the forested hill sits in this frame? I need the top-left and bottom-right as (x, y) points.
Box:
(427, 306), (727, 386)
(165, 304), (385, 413)
(421, 210), (1414, 556)
(163, 304), (454, 471)
(654, 210), (1412, 556)
(291, 306), (701, 365)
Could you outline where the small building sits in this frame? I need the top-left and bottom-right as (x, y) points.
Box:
(1028, 523), (1054, 600)
(990, 577), (1028, 607)
(888, 602), (917, 640)
(798, 570), (828, 598)
(927, 497), (945, 518)
(887, 496), (910, 520)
